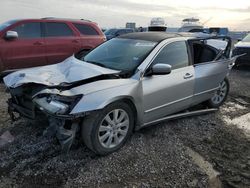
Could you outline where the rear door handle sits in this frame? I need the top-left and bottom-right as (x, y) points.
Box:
(72, 39), (80, 43)
(33, 41), (44, 45)
(184, 73), (193, 79)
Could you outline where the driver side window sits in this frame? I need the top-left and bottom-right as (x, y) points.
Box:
(152, 41), (189, 70)
(12, 22), (41, 39)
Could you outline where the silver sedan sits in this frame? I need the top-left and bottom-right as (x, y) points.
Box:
(4, 32), (237, 155)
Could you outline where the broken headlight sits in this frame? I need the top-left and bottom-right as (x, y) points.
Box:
(33, 94), (82, 115)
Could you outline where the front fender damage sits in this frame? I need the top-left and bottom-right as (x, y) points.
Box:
(4, 69), (140, 152)
(33, 96), (96, 152)
(7, 96), (88, 152)
(6, 86), (92, 152)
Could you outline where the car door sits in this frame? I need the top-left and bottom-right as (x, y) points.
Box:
(190, 38), (232, 104)
(72, 23), (104, 49)
(0, 21), (46, 70)
(142, 41), (195, 124)
(44, 22), (81, 64)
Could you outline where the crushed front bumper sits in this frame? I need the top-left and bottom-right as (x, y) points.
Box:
(7, 98), (36, 121)
(7, 97), (88, 152)
(7, 97), (88, 121)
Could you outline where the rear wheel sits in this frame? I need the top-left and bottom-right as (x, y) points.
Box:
(206, 78), (229, 108)
(81, 102), (134, 155)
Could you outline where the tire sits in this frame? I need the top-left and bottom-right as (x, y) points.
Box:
(206, 77), (230, 108)
(81, 102), (134, 155)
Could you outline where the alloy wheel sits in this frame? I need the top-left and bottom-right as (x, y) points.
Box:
(211, 80), (227, 104)
(98, 109), (129, 149)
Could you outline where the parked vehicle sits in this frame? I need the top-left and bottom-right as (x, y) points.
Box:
(104, 28), (134, 40)
(233, 33), (250, 66)
(0, 18), (106, 76)
(4, 32), (238, 155)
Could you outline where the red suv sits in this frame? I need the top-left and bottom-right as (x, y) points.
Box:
(0, 18), (106, 75)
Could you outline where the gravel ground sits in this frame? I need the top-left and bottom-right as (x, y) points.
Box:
(0, 67), (249, 188)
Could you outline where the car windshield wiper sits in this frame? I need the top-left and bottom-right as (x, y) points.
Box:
(85, 60), (107, 68)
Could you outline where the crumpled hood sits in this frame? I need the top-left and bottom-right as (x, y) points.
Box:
(3, 56), (119, 88)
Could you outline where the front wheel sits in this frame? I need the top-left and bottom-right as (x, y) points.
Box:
(81, 102), (134, 155)
(206, 78), (230, 108)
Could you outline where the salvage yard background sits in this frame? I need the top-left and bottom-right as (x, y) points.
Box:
(0, 68), (250, 188)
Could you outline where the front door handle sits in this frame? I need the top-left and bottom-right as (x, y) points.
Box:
(184, 73), (193, 79)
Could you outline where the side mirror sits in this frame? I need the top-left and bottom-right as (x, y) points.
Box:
(237, 38), (242, 42)
(147, 64), (172, 76)
(5, 31), (18, 40)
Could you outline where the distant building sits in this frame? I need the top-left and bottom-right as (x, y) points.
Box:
(126, 22), (136, 30)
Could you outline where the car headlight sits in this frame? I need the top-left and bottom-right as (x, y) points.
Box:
(33, 94), (82, 115)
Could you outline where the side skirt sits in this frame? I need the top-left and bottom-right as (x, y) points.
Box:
(141, 108), (218, 128)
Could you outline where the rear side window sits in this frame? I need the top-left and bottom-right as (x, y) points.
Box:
(12, 22), (41, 38)
(152, 41), (189, 70)
(45, 22), (73, 37)
(73, 23), (99, 35)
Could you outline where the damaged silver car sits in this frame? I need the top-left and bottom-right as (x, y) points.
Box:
(4, 32), (237, 155)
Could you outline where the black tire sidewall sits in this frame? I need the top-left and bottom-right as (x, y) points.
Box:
(87, 102), (134, 155)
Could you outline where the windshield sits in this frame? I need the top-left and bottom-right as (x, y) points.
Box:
(0, 20), (18, 31)
(83, 38), (157, 72)
(242, 34), (250, 42)
(104, 29), (117, 35)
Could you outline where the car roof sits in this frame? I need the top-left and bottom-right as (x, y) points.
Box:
(15, 18), (95, 24)
(108, 28), (133, 31)
(118, 32), (196, 42)
(42, 17), (93, 23)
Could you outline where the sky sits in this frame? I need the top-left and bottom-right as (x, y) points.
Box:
(1, 0), (250, 31)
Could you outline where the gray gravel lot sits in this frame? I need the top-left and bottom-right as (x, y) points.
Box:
(0, 68), (249, 188)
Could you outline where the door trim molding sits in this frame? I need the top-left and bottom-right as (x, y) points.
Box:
(144, 87), (219, 114)
(193, 87), (219, 96)
(143, 108), (218, 127)
(144, 95), (193, 114)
